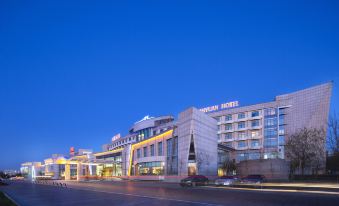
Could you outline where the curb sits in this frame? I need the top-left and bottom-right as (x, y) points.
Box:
(228, 184), (339, 193)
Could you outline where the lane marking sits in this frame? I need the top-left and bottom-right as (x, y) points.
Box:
(24, 182), (222, 206)
(3, 191), (22, 206)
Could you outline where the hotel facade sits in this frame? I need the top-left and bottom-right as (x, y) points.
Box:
(21, 82), (332, 181)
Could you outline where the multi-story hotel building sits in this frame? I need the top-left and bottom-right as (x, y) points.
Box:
(21, 82), (333, 181)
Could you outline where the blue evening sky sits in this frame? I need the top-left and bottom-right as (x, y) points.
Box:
(1, 0), (339, 170)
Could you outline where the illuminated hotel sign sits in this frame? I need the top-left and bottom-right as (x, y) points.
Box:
(199, 101), (239, 113)
(111, 133), (121, 142)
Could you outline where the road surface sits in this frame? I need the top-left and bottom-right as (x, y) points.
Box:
(0, 180), (338, 206)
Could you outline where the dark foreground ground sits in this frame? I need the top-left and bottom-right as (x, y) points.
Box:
(0, 180), (339, 206)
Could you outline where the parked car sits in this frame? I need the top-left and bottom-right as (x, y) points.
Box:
(214, 176), (239, 186)
(180, 175), (209, 187)
(241, 175), (265, 184)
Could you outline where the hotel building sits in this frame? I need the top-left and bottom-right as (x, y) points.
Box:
(21, 82), (332, 181)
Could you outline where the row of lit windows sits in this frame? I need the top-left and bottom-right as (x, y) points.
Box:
(224, 139), (261, 148)
(136, 142), (163, 158)
(218, 130), (262, 140)
(218, 120), (261, 131)
(215, 110), (261, 122)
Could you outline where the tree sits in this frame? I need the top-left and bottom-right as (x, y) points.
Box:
(285, 127), (326, 175)
(328, 112), (339, 154)
(196, 151), (211, 175)
(327, 112), (339, 174)
(221, 159), (236, 176)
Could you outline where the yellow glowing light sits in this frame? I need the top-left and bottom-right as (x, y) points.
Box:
(128, 129), (173, 176)
(94, 148), (124, 157)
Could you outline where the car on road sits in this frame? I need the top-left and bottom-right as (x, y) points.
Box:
(180, 175), (209, 187)
(241, 175), (265, 184)
(214, 176), (239, 186)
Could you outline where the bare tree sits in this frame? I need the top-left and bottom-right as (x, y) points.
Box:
(285, 127), (326, 175)
(328, 112), (339, 154)
(196, 151), (211, 175)
(221, 159), (236, 176)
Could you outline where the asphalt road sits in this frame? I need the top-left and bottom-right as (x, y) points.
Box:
(0, 180), (339, 206)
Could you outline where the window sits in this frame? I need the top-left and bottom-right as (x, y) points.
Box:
(150, 144), (155, 156)
(251, 130), (260, 138)
(135, 161), (164, 176)
(225, 133), (232, 139)
(158, 142), (163, 156)
(143, 146), (147, 157)
(264, 128), (277, 137)
(166, 139), (171, 156)
(215, 116), (221, 122)
(249, 152), (260, 160)
(264, 108), (276, 116)
(137, 149), (141, 158)
(225, 114), (232, 121)
(251, 119), (260, 127)
(265, 118), (277, 127)
(225, 124), (232, 130)
(238, 113), (245, 119)
(264, 139), (278, 147)
(238, 131), (246, 139)
(278, 136), (285, 145)
(238, 122), (246, 129)
(238, 141), (247, 148)
(218, 125), (221, 131)
(251, 111), (259, 117)
(217, 134), (221, 140)
(251, 140), (260, 147)
(279, 114), (285, 125)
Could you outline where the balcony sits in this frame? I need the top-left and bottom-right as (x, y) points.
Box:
(250, 145), (262, 149)
(236, 146), (249, 150)
(237, 136), (248, 140)
(250, 135), (262, 139)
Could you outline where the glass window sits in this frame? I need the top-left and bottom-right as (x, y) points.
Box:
(217, 134), (221, 140)
(249, 152), (260, 160)
(251, 111), (259, 117)
(264, 128), (277, 137)
(265, 118), (277, 127)
(238, 141), (247, 148)
(251, 130), (260, 138)
(225, 124), (232, 130)
(225, 114), (232, 121)
(143, 146), (147, 157)
(137, 149), (141, 158)
(264, 138), (278, 147)
(238, 113), (245, 119)
(251, 140), (260, 147)
(238, 122), (246, 129)
(264, 108), (276, 116)
(150, 144), (155, 156)
(251, 119), (260, 127)
(225, 133), (232, 139)
(278, 136), (285, 145)
(158, 142), (163, 156)
(167, 139), (173, 156)
(215, 116), (221, 122)
(135, 161), (164, 176)
(238, 131), (246, 138)
(279, 115), (285, 125)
